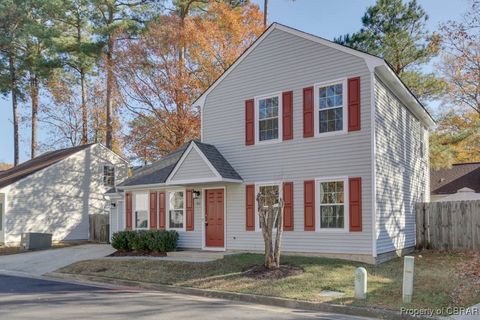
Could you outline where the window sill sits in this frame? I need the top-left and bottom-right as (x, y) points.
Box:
(253, 138), (283, 146)
(314, 129), (348, 138)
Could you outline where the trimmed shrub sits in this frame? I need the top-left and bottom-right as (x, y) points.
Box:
(147, 230), (179, 252)
(130, 230), (150, 251)
(111, 230), (178, 253)
(111, 231), (131, 251)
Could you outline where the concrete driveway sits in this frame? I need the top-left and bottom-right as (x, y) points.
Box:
(0, 244), (114, 276)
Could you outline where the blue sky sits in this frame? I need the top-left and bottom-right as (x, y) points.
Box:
(0, 0), (468, 164)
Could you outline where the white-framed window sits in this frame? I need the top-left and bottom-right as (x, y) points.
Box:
(420, 127), (425, 158)
(316, 177), (349, 231)
(103, 165), (115, 187)
(255, 93), (282, 143)
(167, 190), (186, 231)
(255, 182), (282, 231)
(134, 193), (149, 230)
(314, 79), (347, 136)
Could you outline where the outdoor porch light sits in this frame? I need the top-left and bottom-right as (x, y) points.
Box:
(110, 202), (116, 209)
(193, 190), (201, 199)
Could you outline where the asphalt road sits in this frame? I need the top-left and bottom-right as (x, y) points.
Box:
(0, 275), (375, 320)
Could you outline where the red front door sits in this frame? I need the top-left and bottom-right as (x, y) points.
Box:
(205, 189), (224, 248)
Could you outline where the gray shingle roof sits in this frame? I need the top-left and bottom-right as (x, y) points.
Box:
(117, 140), (241, 187)
(0, 144), (94, 189)
(193, 141), (242, 181)
(431, 162), (480, 195)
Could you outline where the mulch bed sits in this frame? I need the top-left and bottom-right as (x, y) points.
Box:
(243, 264), (303, 280)
(451, 251), (480, 305)
(108, 251), (167, 257)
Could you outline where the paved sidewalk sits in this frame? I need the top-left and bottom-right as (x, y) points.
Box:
(0, 244), (114, 276)
(450, 303), (480, 320)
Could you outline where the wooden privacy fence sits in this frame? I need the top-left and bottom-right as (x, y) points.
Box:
(89, 214), (109, 243)
(416, 201), (480, 250)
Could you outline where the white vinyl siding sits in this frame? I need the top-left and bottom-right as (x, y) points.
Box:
(202, 28), (373, 255)
(169, 148), (217, 182)
(3, 144), (128, 245)
(374, 76), (429, 254)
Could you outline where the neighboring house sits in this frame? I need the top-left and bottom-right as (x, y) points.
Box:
(0, 144), (128, 246)
(108, 23), (433, 264)
(431, 162), (480, 202)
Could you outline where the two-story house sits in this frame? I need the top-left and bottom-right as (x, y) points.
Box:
(108, 23), (434, 264)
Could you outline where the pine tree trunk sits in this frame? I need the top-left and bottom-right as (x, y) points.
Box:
(81, 69), (88, 144)
(30, 74), (39, 158)
(9, 51), (19, 166)
(264, 0), (268, 27)
(105, 7), (114, 150)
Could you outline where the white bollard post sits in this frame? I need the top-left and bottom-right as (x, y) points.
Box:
(403, 256), (415, 303)
(354, 267), (367, 299)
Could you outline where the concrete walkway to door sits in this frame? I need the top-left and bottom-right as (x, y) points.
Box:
(0, 244), (114, 276)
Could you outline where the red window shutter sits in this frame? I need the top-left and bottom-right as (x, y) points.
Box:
(186, 189), (194, 231)
(245, 184), (255, 231)
(303, 87), (314, 137)
(159, 192), (166, 230)
(245, 99), (255, 145)
(349, 177), (362, 232)
(283, 182), (294, 231)
(348, 77), (361, 131)
(304, 180), (315, 231)
(125, 192), (132, 230)
(282, 91), (293, 140)
(149, 192), (158, 229)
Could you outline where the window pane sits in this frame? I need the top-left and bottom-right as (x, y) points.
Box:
(319, 107), (343, 133)
(259, 118), (278, 141)
(258, 185), (280, 229)
(320, 205), (344, 228)
(135, 210), (148, 229)
(169, 191), (184, 210)
(103, 165), (115, 187)
(258, 96), (279, 141)
(169, 210), (184, 229)
(168, 191), (184, 229)
(318, 84), (343, 119)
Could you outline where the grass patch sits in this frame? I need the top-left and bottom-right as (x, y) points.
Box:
(57, 251), (479, 313)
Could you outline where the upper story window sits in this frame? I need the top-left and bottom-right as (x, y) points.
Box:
(316, 80), (346, 135)
(168, 190), (185, 230)
(255, 93), (282, 143)
(103, 165), (115, 187)
(318, 179), (347, 230)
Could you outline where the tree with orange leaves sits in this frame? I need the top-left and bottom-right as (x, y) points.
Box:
(116, 1), (264, 163)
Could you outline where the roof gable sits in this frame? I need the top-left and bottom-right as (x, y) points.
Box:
(193, 22), (434, 131)
(0, 144), (94, 189)
(118, 140), (242, 188)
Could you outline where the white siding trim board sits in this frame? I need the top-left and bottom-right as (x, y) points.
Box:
(370, 71), (377, 258)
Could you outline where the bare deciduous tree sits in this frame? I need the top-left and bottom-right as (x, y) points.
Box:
(257, 187), (284, 269)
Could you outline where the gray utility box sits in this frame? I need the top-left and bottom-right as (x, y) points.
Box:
(21, 233), (52, 250)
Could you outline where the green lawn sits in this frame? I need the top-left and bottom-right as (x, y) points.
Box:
(57, 251), (479, 313)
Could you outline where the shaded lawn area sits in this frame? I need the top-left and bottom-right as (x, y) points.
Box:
(57, 251), (479, 313)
